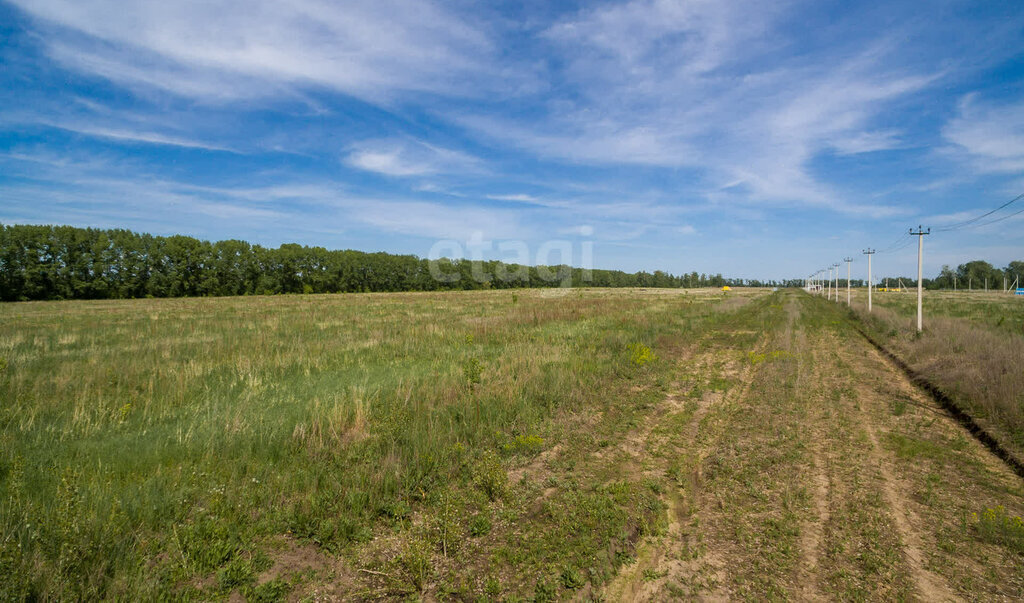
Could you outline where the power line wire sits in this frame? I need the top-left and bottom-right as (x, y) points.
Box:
(885, 237), (917, 254)
(962, 204), (1024, 229)
(877, 232), (912, 254)
(934, 192), (1024, 232)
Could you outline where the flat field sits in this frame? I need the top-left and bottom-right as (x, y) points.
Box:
(1, 288), (1023, 600)
(869, 288), (1024, 334)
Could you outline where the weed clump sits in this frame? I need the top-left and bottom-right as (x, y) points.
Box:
(627, 342), (656, 367)
(473, 450), (507, 501)
(430, 491), (462, 557)
(463, 357), (483, 388)
(501, 433), (544, 455)
(469, 511), (492, 537)
(747, 350), (791, 365)
(560, 566), (585, 589)
(971, 506), (1024, 553)
(397, 529), (433, 592)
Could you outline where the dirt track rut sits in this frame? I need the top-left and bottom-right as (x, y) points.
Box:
(605, 291), (1024, 601)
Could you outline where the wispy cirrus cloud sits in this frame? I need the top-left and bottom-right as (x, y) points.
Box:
(456, 0), (937, 209)
(9, 0), (496, 103)
(343, 138), (482, 177)
(38, 121), (237, 152)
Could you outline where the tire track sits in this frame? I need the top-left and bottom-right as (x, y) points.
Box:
(793, 310), (830, 602)
(836, 330), (963, 601)
(603, 324), (769, 601)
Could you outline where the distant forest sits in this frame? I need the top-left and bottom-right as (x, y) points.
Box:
(0, 224), (798, 302)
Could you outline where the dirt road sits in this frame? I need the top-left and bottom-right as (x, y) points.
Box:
(605, 291), (1024, 600)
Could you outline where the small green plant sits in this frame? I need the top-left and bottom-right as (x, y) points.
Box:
(244, 577), (291, 603)
(0, 357), (7, 372)
(560, 566), (585, 590)
(432, 491), (462, 557)
(627, 342), (656, 367)
(469, 511), (492, 537)
(399, 530), (433, 592)
(118, 401), (134, 422)
(534, 577), (557, 602)
(502, 433), (544, 455)
(642, 567), (668, 581)
(463, 357), (483, 388)
(473, 450), (507, 501)
(971, 506), (1024, 553)
(484, 576), (501, 597)
(217, 554), (260, 591)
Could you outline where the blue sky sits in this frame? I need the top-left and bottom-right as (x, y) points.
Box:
(1, 0), (1023, 281)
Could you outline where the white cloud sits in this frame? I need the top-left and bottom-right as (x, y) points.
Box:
(11, 0), (494, 102)
(40, 121), (237, 152)
(456, 1), (938, 210)
(485, 193), (538, 203)
(828, 131), (904, 155)
(343, 139), (482, 177)
(944, 95), (1024, 173)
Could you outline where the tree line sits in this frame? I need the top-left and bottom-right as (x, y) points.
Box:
(876, 260), (1024, 291)
(0, 224), (786, 302)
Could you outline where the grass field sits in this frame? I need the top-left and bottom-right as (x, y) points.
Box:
(870, 289), (1024, 335)
(2, 288), (1023, 600)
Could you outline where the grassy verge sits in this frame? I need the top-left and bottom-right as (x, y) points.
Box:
(847, 298), (1024, 460)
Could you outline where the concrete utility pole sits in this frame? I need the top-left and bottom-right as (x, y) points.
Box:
(833, 263), (840, 303)
(910, 226), (930, 332)
(844, 257), (853, 305)
(827, 266), (832, 300)
(863, 248), (875, 312)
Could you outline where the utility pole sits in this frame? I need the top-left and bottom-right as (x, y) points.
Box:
(844, 257), (853, 305)
(833, 263), (840, 303)
(863, 248), (875, 312)
(910, 226), (930, 332)
(827, 266), (832, 300)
